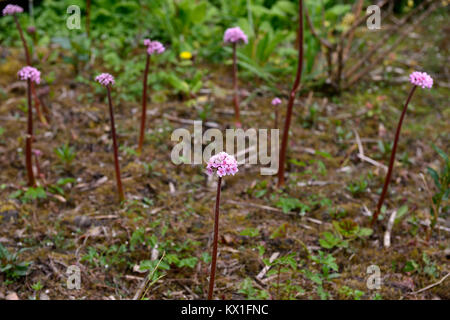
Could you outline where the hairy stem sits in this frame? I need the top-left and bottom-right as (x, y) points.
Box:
(106, 87), (125, 202)
(207, 177), (222, 300)
(277, 0), (304, 187)
(14, 15), (48, 125)
(371, 85), (417, 226)
(232, 43), (241, 127)
(26, 79), (36, 187)
(14, 15), (30, 65)
(137, 54), (151, 155)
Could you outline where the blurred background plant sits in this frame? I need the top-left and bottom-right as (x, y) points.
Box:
(0, 0), (441, 100)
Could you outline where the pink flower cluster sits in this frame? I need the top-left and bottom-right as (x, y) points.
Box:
(409, 71), (433, 89)
(95, 73), (115, 86)
(18, 66), (41, 84)
(271, 97), (282, 106)
(2, 4), (23, 16)
(223, 27), (248, 44)
(206, 152), (238, 178)
(27, 26), (36, 34)
(144, 39), (165, 55)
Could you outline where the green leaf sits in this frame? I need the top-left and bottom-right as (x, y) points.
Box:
(166, 73), (190, 93)
(240, 228), (260, 237)
(403, 260), (419, 273)
(395, 205), (409, 224)
(178, 257), (198, 269)
(190, 2), (207, 24)
(358, 228), (373, 238)
(9, 190), (23, 199)
(57, 177), (76, 186)
(427, 167), (441, 190)
(316, 150), (332, 159)
(432, 144), (448, 163)
(319, 232), (339, 249)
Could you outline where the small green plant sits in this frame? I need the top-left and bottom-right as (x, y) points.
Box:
(333, 219), (373, 239)
(240, 227), (260, 237)
(302, 103), (319, 129)
(372, 293), (383, 300)
(376, 140), (393, 159)
(303, 250), (340, 299)
(339, 285), (364, 300)
(54, 144), (76, 167)
(120, 145), (139, 157)
(403, 259), (420, 274)
(319, 232), (348, 250)
(0, 243), (32, 280)
(247, 180), (268, 198)
(426, 144), (449, 228)
(264, 253), (304, 299)
(197, 102), (213, 122)
(329, 207), (348, 219)
(422, 252), (439, 279)
(275, 196), (310, 215)
(47, 177), (76, 197)
(10, 186), (47, 203)
(238, 278), (270, 300)
(81, 244), (128, 269)
(31, 281), (44, 300)
(404, 252), (439, 279)
(346, 176), (368, 196)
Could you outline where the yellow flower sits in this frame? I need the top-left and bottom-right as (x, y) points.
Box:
(324, 20), (330, 28)
(342, 13), (355, 27)
(407, 0), (414, 7)
(180, 51), (192, 60)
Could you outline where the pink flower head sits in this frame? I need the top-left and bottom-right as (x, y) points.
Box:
(17, 66), (41, 84)
(409, 71), (433, 89)
(27, 26), (36, 34)
(224, 27), (248, 44)
(206, 152), (238, 178)
(2, 4), (23, 16)
(144, 39), (165, 55)
(32, 149), (42, 157)
(271, 97), (282, 106)
(95, 73), (115, 86)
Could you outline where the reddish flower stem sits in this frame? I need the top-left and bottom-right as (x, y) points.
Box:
(106, 87), (125, 202)
(31, 83), (47, 125)
(137, 54), (151, 155)
(14, 14), (48, 126)
(371, 85), (417, 226)
(14, 15), (31, 65)
(207, 177), (222, 300)
(232, 43), (241, 127)
(26, 79), (36, 187)
(277, 0), (304, 187)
